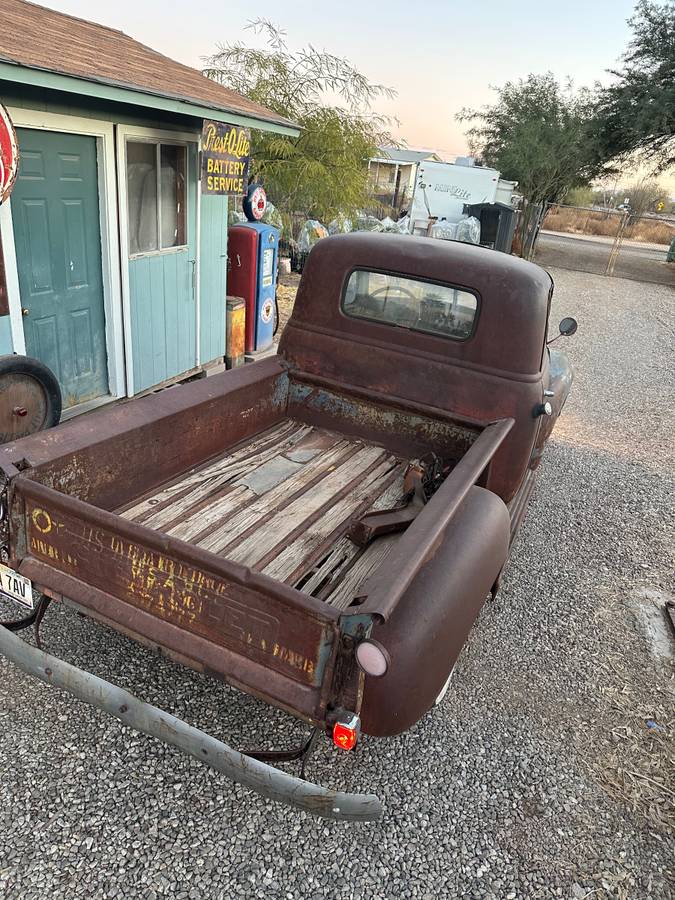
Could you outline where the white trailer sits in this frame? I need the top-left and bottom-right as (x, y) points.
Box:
(409, 160), (502, 234)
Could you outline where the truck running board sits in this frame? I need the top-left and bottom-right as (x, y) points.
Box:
(0, 625), (383, 822)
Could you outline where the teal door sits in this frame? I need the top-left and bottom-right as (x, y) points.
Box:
(199, 193), (228, 364)
(11, 129), (109, 408)
(125, 139), (198, 393)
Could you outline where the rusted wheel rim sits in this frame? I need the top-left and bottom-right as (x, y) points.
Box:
(0, 373), (49, 443)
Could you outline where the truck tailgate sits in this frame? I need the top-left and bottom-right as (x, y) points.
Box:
(10, 476), (341, 724)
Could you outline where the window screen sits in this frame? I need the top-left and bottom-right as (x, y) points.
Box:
(342, 270), (478, 340)
(126, 141), (187, 255)
(127, 141), (158, 254)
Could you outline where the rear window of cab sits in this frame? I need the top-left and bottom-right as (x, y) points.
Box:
(342, 269), (479, 341)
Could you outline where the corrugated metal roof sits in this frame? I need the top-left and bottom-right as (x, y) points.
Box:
(0, 0), (298, 132)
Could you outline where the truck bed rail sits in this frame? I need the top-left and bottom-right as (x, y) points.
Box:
(358, 418), (514, 620)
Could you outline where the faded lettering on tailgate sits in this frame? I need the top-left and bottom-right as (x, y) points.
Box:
(25, 502), (322, 683)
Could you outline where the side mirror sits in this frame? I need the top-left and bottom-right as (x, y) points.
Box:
(548, 316), (577, 345)
(559, 316), (577, 336)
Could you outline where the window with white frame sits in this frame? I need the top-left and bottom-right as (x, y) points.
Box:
(126, 140), (186, 256)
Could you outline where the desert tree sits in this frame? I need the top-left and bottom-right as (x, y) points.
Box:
(458, 74), (606, 206)
(204, 21), (396, 231)
(593, 1), (675, 173)
(458, 74), (610, 253)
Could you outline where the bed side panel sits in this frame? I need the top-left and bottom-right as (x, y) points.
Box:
(0, 358), (289, 510)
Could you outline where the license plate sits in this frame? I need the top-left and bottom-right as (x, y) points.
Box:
(0, 563), (33, 610)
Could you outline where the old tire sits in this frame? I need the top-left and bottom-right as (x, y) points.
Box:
(0, 355), (62, 444)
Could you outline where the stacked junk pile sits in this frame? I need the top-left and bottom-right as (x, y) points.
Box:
(273, 157), (522, 273)
(284, 210), (482, 274)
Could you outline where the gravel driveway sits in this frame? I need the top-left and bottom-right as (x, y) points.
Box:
(1, 267), (673, 899)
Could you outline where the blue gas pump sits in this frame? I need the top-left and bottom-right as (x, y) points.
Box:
(228, 186), (279, 353)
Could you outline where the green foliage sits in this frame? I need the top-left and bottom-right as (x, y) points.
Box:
(594, 1), (675, 172)
(458, 74), (607, 205)
(565, 186), (598, 207)
(203, 21), (396, 231)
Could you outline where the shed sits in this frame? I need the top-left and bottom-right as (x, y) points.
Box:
(0, 0), (298, 414)
(368, 147), (442, 214)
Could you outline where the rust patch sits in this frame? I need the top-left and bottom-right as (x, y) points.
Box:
(24, 497), (325, 685)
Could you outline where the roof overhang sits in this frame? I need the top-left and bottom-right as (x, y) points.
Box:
(0, 60), (301, 137)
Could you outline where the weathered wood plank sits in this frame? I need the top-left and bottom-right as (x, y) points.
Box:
(195, 440), (358, 555)
(262, 460), (402, 583)
(120, 419), (301, 522)
(325, 534), (398, 610)
(224, 446), (389, 567)
(163, 430), (345, 542)
(123, 421), (310, 528)
(297, 475), (407, 597)
(164, 484), (254, 542)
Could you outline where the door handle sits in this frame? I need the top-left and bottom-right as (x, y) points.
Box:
(21, 308), (30, 316)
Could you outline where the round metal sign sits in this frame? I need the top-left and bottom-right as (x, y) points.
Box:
(244, 183), (267, 221)
(0, 103), (19, 206)
(260, 298), (274, 323)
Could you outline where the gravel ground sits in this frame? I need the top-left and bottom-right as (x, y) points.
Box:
(1, 267), (674, 899)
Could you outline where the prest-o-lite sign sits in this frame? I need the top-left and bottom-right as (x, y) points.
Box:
(0, 103), (19, 205)
(201, 120), (250, 195)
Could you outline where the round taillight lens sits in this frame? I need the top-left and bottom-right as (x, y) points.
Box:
(355, 640), (389, 677)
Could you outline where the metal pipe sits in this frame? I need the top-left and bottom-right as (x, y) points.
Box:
(358, 418), (514, 621)
(0, 624), (383, 822)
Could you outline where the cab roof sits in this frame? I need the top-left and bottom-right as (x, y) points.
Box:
(286, 233), (553, 378)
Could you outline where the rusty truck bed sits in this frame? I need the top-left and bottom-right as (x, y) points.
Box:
(1, 357), (489, 734)
(118, 419), (410, 609)
(1, 230), (559, 817)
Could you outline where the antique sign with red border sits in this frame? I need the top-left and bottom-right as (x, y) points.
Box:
(0, 103), (18, 205)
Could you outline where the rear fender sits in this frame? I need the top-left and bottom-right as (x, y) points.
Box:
(359, 486), (510, 736)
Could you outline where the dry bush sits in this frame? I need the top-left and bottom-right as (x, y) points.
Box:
(584, 216), (623, 237)
(544, 207), (623, 237)
(543, 206), (675, 245)
(626, 220), (675, 245)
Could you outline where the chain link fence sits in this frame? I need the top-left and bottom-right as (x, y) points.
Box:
(532, 203), (675, 287)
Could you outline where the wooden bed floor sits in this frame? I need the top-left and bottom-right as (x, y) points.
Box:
(120, 420), (406, 609)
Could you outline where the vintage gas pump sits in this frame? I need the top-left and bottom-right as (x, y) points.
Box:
(227, 185), (279, 354)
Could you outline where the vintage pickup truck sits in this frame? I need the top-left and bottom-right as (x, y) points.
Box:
(0, 233), (575, 822)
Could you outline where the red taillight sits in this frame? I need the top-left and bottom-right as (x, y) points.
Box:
(332, 714), (361, 751)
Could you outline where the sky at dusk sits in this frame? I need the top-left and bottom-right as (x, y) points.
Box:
(34, 0), (672, 188)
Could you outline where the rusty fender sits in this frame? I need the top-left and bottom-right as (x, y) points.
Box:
(359, 484), (511, 737)
(0, 625), (382, 822)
